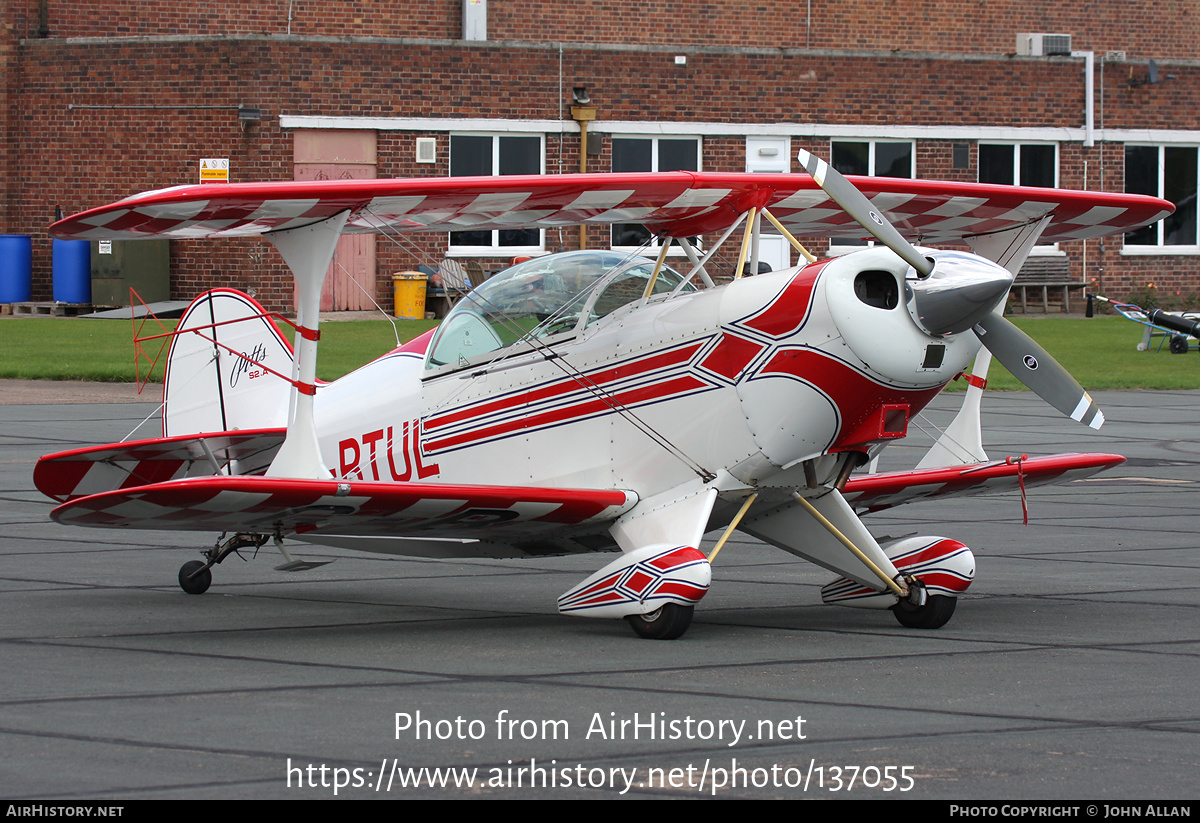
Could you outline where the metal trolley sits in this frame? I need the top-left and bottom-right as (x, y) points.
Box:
(1092, 295), (1200, 354)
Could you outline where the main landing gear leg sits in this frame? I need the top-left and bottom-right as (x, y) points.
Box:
(177, 532), (269, 595)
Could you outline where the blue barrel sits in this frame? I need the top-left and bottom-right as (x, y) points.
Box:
(0, 235), (33, 303)
(52, 239), (91, 303)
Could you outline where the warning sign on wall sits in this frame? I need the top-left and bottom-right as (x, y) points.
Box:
(199, 158), (229, 184)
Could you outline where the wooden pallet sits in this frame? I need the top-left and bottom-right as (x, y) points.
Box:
(2, 302), (93, 317)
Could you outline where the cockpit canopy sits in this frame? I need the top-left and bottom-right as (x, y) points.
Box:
(425, 250), (696, 372)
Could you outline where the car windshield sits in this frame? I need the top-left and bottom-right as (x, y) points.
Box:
(425, 250), (695, 370)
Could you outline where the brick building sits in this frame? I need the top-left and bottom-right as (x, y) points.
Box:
(3, 1), (1198, 312)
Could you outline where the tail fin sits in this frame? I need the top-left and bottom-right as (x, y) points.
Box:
(164, 289), (295, 437)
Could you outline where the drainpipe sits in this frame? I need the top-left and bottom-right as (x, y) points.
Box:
(1071, 50), (1095, 147)
(571, 101), (597, 250)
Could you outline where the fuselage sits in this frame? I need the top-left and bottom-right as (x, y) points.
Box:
(314, 248), (988, 504)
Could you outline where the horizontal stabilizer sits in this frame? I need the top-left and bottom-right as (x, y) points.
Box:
(34, 428), (287, 503)
(843, 453), (1125, 513)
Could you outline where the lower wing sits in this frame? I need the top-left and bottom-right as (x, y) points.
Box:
(48, 474), (638, 538)
(842, 453), (1125, 513)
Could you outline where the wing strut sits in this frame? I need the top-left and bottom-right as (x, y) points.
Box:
(669, 214), (748, 295)
(263, 211), (350, 479)
(761, 208), (816, 263)
(733, 207), (758, 279)
(676, 238), (715, 288)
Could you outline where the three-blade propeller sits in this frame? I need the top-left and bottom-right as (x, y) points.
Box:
(797, 149), (1104, 429)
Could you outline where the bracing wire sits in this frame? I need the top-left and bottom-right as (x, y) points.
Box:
(358, 210), (717, 481)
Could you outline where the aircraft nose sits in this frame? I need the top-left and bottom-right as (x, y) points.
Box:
(904, 252), (1014, 337)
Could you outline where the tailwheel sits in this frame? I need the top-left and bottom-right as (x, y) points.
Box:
(177, 532), (268, 594)
(626, 604), (694, 640)
(892, 593), (957, 629)
(178, 560), (212, 595)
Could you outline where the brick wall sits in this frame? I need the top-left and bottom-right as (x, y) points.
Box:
(10, 1), (1199, 58)
(4, 3), (1200, 311)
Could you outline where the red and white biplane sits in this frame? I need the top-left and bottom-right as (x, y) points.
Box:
(35, 152), (1171, 639)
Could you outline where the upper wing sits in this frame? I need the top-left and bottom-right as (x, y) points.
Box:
(843, 453), (1125, 513)
(48, 475), (638, 538)
(49, 172), (1172, 244)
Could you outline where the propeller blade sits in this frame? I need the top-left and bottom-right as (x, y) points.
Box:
(975, 313), (1104, 429)
(796, 149), (1102, 429)
(797, 149), (933, 277)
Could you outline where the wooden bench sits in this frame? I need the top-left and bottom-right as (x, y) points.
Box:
(1010, 257), (1086, 314)
(423, 260), (474, 317)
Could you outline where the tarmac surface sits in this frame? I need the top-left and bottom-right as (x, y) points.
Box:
(1, 387), (1197, 799)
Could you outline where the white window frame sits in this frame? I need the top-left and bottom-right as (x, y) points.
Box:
(1122, 144), (1200, 255)
(977, 141), (1059, 188)
(828, 139), (915, 255)
(447, 132), (545, 257)
(609, 134), (702, 255)
(978, 141), (1062, 255)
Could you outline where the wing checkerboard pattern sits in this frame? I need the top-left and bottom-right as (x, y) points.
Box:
(52, 173), (1172, 244)
(50, 475), (639, 538)
(842, 453), (1125, 513)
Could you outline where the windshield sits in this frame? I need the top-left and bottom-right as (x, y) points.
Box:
(425, 250), (695, 370)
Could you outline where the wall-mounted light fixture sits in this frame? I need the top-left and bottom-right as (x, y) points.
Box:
(238, 105), (262, 131)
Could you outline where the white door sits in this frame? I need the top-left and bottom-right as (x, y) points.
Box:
(746, 137), (792, 272)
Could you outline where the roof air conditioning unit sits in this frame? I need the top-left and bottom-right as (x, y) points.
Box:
(1017, 33), (1072, 56)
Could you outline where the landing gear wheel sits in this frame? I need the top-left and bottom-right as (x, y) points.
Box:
(178, 560), (212, 595)
(1170, 335), (1189, 354)
(626, 604), (694, 640)
(892, 594), (956, 629)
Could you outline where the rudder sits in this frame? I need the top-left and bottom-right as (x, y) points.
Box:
(164, 289), (294, 437)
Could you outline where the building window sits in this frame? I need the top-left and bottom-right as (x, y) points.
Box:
(610, 136), (700, 249)
(448, 134), (544, 254)
(831, 140), (914, 179)
(980, 143), (1059, 253)
(978, 143), (1057, 188)
(1125, 145), (1198, 247)
(830, 140), (914, 250)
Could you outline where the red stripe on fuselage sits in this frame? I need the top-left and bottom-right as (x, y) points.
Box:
(425, 374), (710, 452)
(738, 263), (825, 339)
(699, 333), (765, 381)
(757, 348), (944, 450)
(424, 342), (706, 433)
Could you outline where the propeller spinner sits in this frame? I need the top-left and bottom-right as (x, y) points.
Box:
(797, 149), (1104, 429)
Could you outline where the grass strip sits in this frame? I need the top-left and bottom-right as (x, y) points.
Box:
(0, 317), (438, 383)
(0, 314), (1195, 390)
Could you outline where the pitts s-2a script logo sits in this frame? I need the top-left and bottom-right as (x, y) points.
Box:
(229, 343), (270, 387)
